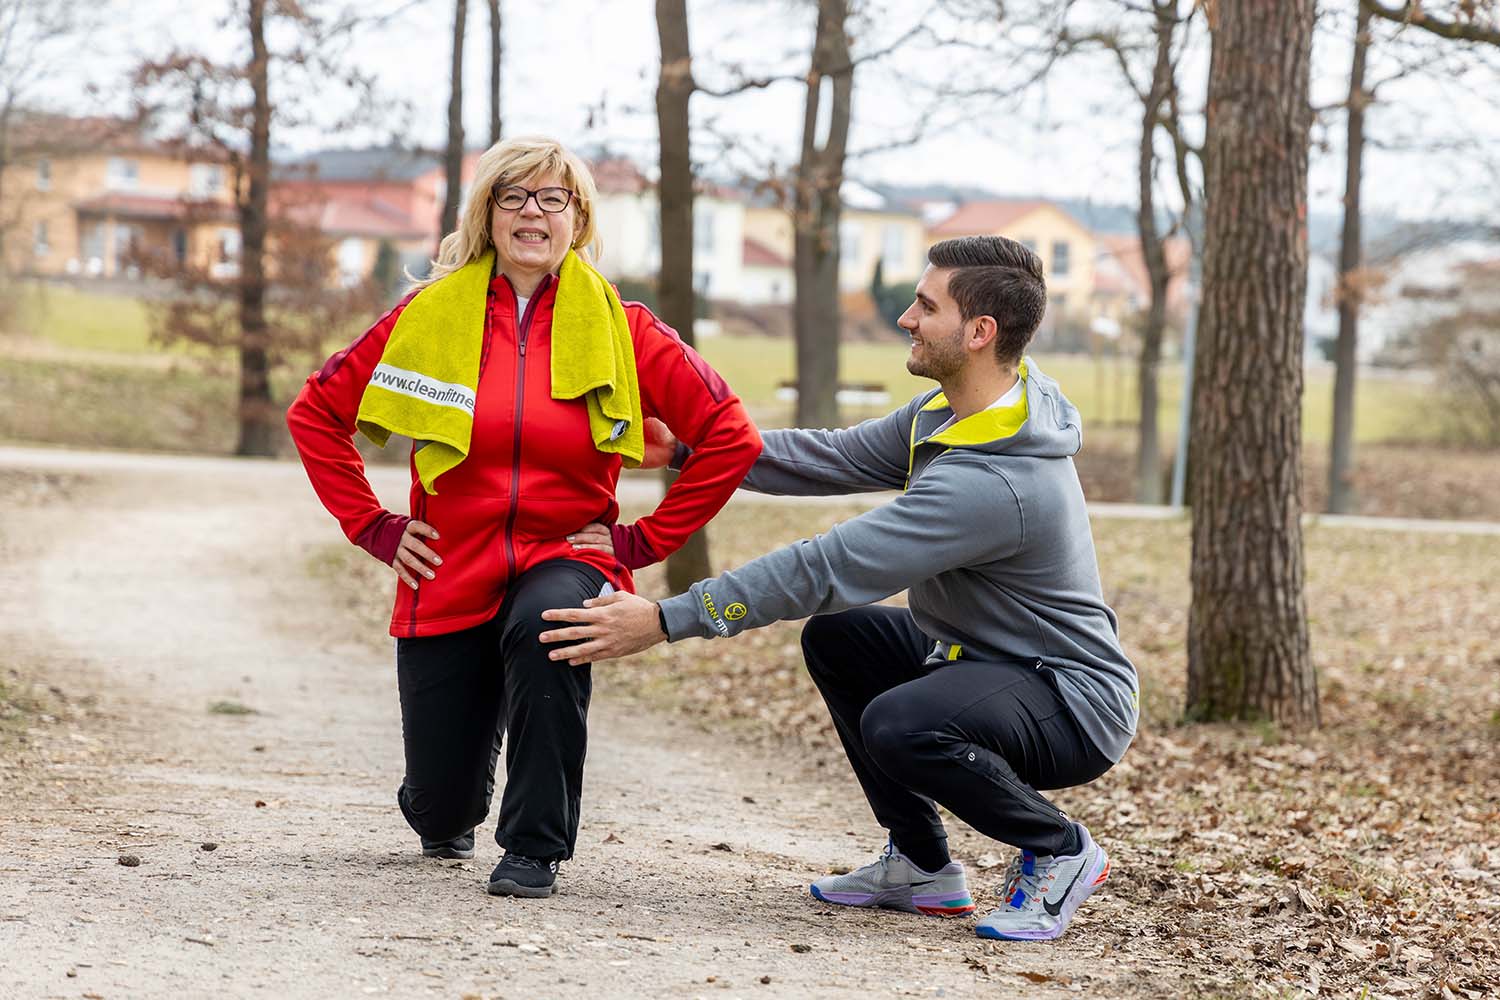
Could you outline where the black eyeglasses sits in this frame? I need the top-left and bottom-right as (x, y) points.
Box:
(492, 185), (574, 214)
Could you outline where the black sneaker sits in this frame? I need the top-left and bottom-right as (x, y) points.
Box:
(487, 852), (559, 897)
(421, 830), (476, 860)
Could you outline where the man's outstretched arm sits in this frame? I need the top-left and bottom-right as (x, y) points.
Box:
(650, 392), (931, 498)
(539, 455), (1022, 664)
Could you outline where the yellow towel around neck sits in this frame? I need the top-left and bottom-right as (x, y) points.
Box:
(356, 253), (490, 495)
(550, 250), (644, 468)
(355, 249), (645, 495)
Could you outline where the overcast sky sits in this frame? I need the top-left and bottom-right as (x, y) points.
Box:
(36, 0), (1500, 222)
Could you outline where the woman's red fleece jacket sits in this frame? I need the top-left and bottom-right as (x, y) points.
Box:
(286, 271), (761, 638)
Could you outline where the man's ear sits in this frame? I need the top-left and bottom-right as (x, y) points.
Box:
(967, 315), (999, 353)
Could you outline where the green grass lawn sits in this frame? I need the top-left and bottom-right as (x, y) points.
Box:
(694, 333), (1437, 445)
(1, 281), (1442, 447)
(9, 281), (165, 356)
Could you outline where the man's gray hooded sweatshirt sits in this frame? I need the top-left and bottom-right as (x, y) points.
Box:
(658, 359), (1139, 763)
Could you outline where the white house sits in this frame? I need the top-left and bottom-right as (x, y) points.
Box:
(740, 236), (794, 305)
(1306, 237), (1500, 364)
(589, 157), (745, 302)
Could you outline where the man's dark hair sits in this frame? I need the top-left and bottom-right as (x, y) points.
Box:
(927, 236), (1047, 366)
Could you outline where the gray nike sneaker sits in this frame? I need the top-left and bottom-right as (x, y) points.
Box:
(810, 841), (975, 917)
(975, 823), (1110, 941)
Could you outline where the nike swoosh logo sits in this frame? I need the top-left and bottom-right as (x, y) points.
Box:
(907, 878), (938, 888)
(1042, 858), (1088, 916)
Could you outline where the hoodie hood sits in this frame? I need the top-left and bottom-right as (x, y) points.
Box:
(912, 357), (1082, 462)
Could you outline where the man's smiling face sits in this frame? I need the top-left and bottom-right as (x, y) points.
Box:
(898, 266), (969, 382)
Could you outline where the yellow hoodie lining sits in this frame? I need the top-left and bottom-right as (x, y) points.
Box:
(905, 361), (1030, 488)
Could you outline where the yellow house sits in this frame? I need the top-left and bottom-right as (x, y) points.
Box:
(1, 115), (237, 280)
(926, 200), (1098, 333)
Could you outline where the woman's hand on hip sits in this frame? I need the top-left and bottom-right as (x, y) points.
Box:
(567, 522), (613, 556)
(392, 520), (442, 590)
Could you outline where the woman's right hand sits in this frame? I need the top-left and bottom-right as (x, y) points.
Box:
(392, 520), (442, 590)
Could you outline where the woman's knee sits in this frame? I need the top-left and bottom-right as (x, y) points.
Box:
(399, 780), (485, 841)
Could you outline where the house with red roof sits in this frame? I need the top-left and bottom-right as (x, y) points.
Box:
(273, 146), (484, 285)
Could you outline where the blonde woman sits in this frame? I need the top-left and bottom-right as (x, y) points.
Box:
(288, 137), (760, 897)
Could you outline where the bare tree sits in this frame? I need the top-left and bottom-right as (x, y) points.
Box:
(239, 0), (274, 456)
(440, 0), (467, 250)
(1070, 1), (1199, 505)
(953, 0), (1202, 502)
(792, 0), (854, 429)
(487, 0), (502, 144)
(1187, 0), (1317, 726)
(1328, 2), (1374, 515)
(134, 0), (385, 456)
(1362, 0), (1500, 44)
(654, 0), (713, 588)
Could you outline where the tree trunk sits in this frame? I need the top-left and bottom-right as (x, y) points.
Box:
(792, 0), (852, 429)
(487, 0), (502, 145)
(655, 0), (711, 591)
(1328, 3), (1372, 515)
(440, 0), (467, 251)
(1186, 0), (1317, 726)
(1134, 0), (1178, 505)
(235, 0), (275, 457)
(0, 102), (12, 269)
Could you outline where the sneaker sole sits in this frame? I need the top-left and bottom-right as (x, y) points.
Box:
(422, 848), (476, 860)
(810, 883), (974, 917)
(487, 879), (556, 898)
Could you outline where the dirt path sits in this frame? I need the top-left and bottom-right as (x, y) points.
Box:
(0, 448), (1153, 999)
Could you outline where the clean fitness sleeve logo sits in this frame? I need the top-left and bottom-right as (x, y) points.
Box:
(369, 364), (477, 413)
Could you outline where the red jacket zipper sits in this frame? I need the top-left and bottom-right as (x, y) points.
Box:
(502, 275), (552, 589)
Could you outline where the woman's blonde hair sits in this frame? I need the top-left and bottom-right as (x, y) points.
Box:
(410, 135), (600, 291)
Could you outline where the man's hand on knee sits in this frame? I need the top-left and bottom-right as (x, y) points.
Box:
(539, 591), (667, 665)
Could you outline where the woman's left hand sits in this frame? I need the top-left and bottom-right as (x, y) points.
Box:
(567, 522), (614, 555)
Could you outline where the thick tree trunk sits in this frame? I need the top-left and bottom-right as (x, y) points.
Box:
(1328, 4), (1372, 515)
(439, 0), (467, 250)
(792, 0), (852, 429)
(487, 0), (502, 145)
(235, 0), (275, 457)
(655, 0), (711, 591)
(1134, 0), (1177, 505)
(1186, 0), (1317, 726)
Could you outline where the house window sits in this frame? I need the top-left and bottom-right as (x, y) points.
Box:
(693, 205), (716, 253)
(839, 220), (860, 261)
(1053, 240), (1071, 277)
(646, 216), (661, 269)
(34, 221), (49, 256)
(881, 224), (905, 273)
(337, 237), (364, 285)
(1020, 236), (1038, 252)
(189, 163), (224, 196)
(107, 157), (140, 190)
(217, 227), (241, 263)
(36, 158), (51, 191)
